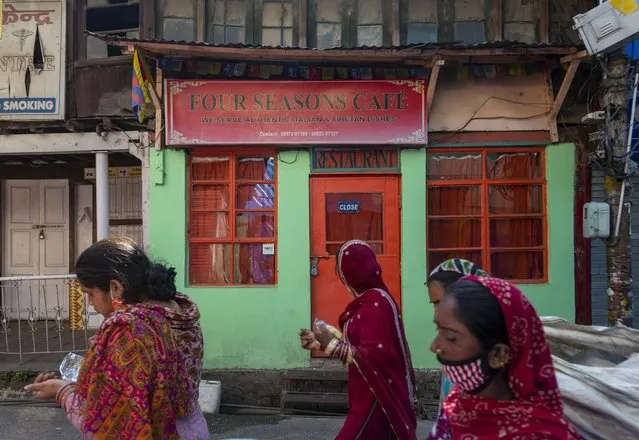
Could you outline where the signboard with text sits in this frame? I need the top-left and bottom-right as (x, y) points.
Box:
(312, 147), (399, 172)
(165, 80), (426, 145)
(0, 0), (66, 120)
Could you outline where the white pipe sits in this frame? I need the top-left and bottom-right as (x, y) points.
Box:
(95, 151), (109, 240)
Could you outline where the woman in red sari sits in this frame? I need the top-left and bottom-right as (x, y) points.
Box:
(429, 275), (582, 440)
(300, 239), (417, 440)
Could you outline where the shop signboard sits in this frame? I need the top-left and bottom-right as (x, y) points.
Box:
(0, 0), (66, 120)
(165, 80), (426, 145)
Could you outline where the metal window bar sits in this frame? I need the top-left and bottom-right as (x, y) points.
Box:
(0, 275), (94, 363)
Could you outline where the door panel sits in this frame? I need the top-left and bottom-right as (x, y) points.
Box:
(310, 176), (401, 337)
(39, 180), (69, 319)
(2, 180), (69, 320)
(3, 181), (39, 319)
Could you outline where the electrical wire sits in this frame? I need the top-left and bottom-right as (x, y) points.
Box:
(434, 95), (551, 144)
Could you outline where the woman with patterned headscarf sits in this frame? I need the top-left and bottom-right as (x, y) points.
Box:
(427, 259), (488, 408)
(299, 240), (417, 440)
(428, 276), (581, 440)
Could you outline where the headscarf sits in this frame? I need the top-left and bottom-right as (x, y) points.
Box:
(157, 293), (204, 410)
(336, 240), (417, 440)
(435, 276), (581, 440)
(337, 239), (389, 294)
(428, 258), (488, 280)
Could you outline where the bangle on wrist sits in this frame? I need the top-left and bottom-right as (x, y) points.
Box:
(324, 338), (339, 356)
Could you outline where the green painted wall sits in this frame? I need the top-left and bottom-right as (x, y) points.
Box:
(148, 149), (311, 369)
(517, 143), (576, 318)
(400, 149), (431, 368)
(148, 143), (575, 370)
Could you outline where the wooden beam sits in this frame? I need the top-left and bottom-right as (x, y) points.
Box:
(427, 58), (445, 114)
(140, 0), (156, 39)
(391, 0), (400, 46)
(0, 132), (139, 155)
(299, 0), (308, 47)
(560, 49), (589, 65)
(438, 0), (455, 43)
(154, 63), (164, 151)
(487, 0), (502, 41)
(103, 39), (579, 62)
(196, 0), (206, 41)
(549, 59), (581, 141)
(535, 0), (549, 43)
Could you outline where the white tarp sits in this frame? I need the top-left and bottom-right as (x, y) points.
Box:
(542, 317), (639, 440)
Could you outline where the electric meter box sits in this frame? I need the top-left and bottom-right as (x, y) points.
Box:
(573, 1), (639, 56)
(583, 202), (611, 239)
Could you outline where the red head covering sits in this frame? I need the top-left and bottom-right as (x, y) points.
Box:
(335, 240), (417, 440)
(438, 276), (581, 440)
(337, 240), (389, 294)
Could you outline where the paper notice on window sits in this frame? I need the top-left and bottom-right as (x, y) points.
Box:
(610, 0), (638, 15)
(262, 243), (275, 255)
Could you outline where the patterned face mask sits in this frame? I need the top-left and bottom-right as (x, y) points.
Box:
(437, 353), (498, 394)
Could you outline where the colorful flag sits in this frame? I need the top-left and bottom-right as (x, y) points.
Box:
(132, 49), (153, 124)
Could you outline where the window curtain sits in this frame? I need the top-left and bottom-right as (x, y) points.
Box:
(236, 158), (275, 284)
(190, 158), (231, 284)
(428, 153), (542, 279)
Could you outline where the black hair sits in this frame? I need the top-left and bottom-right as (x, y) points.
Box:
(75, 237), (177, 304)
(427, 270), (464, 288)
(445, 279), (509, 351)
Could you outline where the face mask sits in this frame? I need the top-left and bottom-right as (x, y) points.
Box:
(438, 353), (498, 394)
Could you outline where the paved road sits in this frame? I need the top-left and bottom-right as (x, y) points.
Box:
(0, 405), (433, 439)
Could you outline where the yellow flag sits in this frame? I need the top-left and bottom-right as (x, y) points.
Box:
(610, 0), (638, 15)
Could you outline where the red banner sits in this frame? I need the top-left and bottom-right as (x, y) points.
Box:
(165, 80), (426, 145)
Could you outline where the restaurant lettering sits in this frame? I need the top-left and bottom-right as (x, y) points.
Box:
(313, 148), (399, 171)
(166, 80), (426, 145)
(189, 91), (409, 113)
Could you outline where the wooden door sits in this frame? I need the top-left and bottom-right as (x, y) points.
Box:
(310, 176), (401, 332)
(2, 180), (69, 320)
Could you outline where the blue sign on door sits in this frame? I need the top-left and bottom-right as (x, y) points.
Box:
(338, 201), (360, 214)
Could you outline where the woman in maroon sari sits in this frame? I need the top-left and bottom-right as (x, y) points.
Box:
(300, 239), (417, 440)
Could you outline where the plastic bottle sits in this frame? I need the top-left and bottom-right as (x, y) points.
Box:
(314, 318), (343, 339)
(59, 352), (85, 382)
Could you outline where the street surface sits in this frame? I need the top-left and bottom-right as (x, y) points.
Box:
(0, 405), (433, 439)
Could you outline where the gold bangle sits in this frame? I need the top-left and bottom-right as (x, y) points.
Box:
(325, 338), (339, 356)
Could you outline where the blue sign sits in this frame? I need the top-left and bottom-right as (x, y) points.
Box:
(0, 98), (56, 114)
(338, 201), (360, 214)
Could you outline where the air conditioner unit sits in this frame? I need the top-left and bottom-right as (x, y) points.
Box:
(574, 1), (639, 56)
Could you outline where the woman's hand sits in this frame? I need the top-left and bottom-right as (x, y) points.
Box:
(299, 328), (320, 351)
(34, 372), (59, 383)
(25, 379), (70, 400)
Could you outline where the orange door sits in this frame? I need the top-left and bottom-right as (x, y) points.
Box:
(310, 176), (401, 333)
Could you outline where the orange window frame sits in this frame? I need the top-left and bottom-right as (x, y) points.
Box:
(426, 147), (548, 284)
(187, 148), (278, 286)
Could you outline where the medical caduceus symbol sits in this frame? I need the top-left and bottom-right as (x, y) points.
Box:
(12, 29), (34, 51)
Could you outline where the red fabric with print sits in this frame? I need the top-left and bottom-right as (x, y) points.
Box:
(438, 276), (582, 440)
(335, 241), (417, 440)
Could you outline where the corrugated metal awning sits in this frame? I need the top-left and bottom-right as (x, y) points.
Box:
(88, 32), (582, 63)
